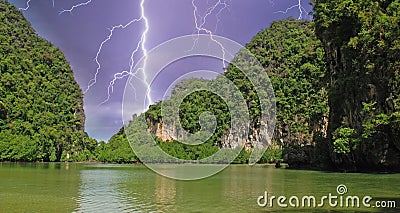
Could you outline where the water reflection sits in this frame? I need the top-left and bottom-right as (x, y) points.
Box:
(46, 164), (399, 213)
(1, 163), (399, 212)
(74, 164), (182, 212)
(154, 175), (176, 212)
(74, 166), (149, 213)
(0, 162), (80, 212)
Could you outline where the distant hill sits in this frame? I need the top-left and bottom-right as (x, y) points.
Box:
(0, 2), (96, 162)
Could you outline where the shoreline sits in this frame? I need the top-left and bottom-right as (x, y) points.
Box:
(1, 161), (397, 174)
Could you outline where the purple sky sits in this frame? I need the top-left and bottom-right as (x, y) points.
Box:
(10, 0), (312, 141)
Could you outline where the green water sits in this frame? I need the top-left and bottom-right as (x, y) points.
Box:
(0, 163), (399, 212)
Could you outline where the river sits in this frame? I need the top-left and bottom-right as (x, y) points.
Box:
(0, 163), (399, 212)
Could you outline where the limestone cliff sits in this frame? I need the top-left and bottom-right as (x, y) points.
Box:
(147, 118), (279, 151)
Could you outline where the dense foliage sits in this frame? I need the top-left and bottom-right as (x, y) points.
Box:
(4, 0), (399, 171)
(0, 2), (96, 161)
(314, 0), (400, 171)
(95, 128), (137, 163)
(104, 19), (327, 165)
(227, 19), (329, 167)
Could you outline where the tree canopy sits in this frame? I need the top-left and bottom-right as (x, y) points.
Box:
(314, 0), (400, 171)
(120, 19), (328, 165)
(0, 2), (95, 161)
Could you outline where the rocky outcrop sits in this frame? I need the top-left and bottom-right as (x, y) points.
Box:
(146, 118), (274, 151)
(147, 119), (175, 142)
(220, 121), (276, 151)
(314, 0), (400, 172)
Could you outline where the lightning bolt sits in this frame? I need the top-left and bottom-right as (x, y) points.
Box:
(100, 0), (151, 105)
(274, 0), (310, 20)
(58, 0), (92, 15)
(58, 0), (152, 106)
(18, 0), (303, 107)
(17, 0), (152, 106)
(191, 0), (230, 68)
(19, 0), (55, 11)
(84, 18), (142, 95)
(214, 0), (230, 33)
(138, 0), (151, 105)
(19, 0), (31, 11)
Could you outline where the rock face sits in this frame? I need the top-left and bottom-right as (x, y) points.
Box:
(314, 0), (400, 172)
(147, 118), (272, 151)
(323, 38), (400, 171)
(146, 118), (175, 142)
(220, 121), (273, 151)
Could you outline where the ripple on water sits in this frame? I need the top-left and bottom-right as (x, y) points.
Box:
(73, 168), (156, 213)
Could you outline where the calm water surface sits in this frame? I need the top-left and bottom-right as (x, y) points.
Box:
(0, 163), (399, 212)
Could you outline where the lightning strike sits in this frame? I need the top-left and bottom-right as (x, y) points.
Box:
(136, 0), (151, 105)
(19, 0), (31, 11)
(18, 0), (299, 108)
(59, 0), (92, 15)
(84, 17), (143, 95)
(19, 0), (55, 11)
(275, 0), (309, 20)
(191, 0), (230, 68)
(58, 0), (151, 105)
(214, 0), (230, 33)
(99, 0), (152, 106)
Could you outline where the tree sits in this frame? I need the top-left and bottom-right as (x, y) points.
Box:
(314, 0), (400, 171)
(0, 2), (92, 162)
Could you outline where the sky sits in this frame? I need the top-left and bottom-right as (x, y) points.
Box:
(9, 0), (312, 141)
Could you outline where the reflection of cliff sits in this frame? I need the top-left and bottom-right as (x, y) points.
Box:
(154, 175), (176, 206)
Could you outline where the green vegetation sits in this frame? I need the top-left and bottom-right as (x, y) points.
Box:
(238, 19), (329, 167)
(107, 1), (400, 171)
(0, 2), (96, 162)
(146, 78), (231, 161)
(1, 0), (399, 171)
(95, 128), (138, 163)
(111, 19), (328, 165)
(314, 0), (400, 171)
